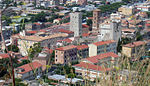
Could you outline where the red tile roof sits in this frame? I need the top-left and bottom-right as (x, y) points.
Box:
(56, 45), (77, 51)
(122, 29), (136, 33)
(76, 45), (88, 50)
(74, 62), (110, 71)
(0, 53), (9, 59)
(87, 17), (93, 20)
(27, 31), (38, 34)
(58, 29), (74, 34)
(84, 52), (119, 63)
(82, 24), (89, 28)
(58, 38), (72, 43)
(20, 56), (28, 60)
(93, 40), (116, 46)
(82, 33), (91, 37)
(55, 18), (62, 21)
(146, 23), (150, 26)
(17, 61), (42, 74)
(43, 47), (53, 54)
(124, 41), (146, 48)
(33, 22), (41, 25)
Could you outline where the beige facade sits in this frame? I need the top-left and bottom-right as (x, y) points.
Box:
(118, 6), (134, 16)
(55, 45), (77, 64)
(11, 32), (68, 56)
(122, 41), (147, 58)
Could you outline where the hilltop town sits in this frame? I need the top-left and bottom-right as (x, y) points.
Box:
(0, 0), (150, 86)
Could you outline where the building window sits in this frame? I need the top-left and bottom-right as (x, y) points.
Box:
(56, 59), (57, 62)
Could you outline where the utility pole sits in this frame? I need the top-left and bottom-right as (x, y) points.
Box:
(0, 9), (16, 86)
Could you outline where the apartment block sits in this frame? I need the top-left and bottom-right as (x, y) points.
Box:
(73, 52), (119, 80)
(122, 41), (147, 58)
(88, 40), (117, 57)
(118, 6), (135, 16)
(77, 45), (89, 59)
(11, 31), (68, 56)
(55, 45), (78, 64)
(15, 61), (42, 80)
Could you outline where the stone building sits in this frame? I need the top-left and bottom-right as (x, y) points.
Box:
(92, 9), (101, 34)
(70, 12), (82, 37)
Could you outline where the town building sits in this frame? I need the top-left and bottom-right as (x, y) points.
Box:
(70, 12), (82, 37)
(122, 41), (147, 58)
(118, 5), (135, 16)
(15, 61), (42, 80)
(121, 29), (136, 39)
(76, 45), (89, 59)
(88, 40), (117, 57)
(73, 52), (119, 80)
(136, 5), (150, 11)
(77, 0), (87, 6)
(33, 48), (53, 72)
(92, 9), (101, 34)
(98, 20), (121, 43)
(11, 31), (68, 56)
(55, 45), (78, 64)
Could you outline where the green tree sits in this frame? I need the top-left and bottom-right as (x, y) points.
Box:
(136, 32), (143, 41)
(31, 11), (47, 22)
(5, 45), (19, 53)
(117, 39), (122, 53)
(28, 43), (42, 58)
(2, 15), (12, 25)
(86, 19), (92, 26)
(14, 2), (17, 7)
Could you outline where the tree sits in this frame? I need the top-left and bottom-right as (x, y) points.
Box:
(14, 2), (17, 7)
(31, 11), (47, 22)
(117, 39), (122, 53)
(28, 43), (42, 58)
(86, 19), (92, 26)
(2, 15), (12, 26)
(5, 45), (19, 53)
(136, 32), (143, 41)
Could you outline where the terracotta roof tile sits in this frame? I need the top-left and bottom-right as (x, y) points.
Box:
(124, 41), (146, 48)
(73, 62), (110, 71)
(82, 33), (91, 37)
(56, 45), (77, 51)
(93, 40), (116, 46)
(76, 45), (88, 50)
(58, 38), (72, 43)
(33, 22), (41, 25)
(84, 52), (119, 63)
(82, 24), (89, 28)
(122, 29), (136, 33)
(27, 31), (38, 34)
(20, 56), (28, 60)
(0, 53), (9, 59)
(58, 29), (74, 34)
(17, 61), (42, 74)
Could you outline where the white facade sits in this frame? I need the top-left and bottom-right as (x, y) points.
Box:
(88, 41), (117, 57)
(99, 20), (121, 43)
(70, 12), (82, 37)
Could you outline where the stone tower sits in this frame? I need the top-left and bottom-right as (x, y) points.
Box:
(92, 9), (101, 34)
(110, 20), (121, 42)
(70, 12), (82, 37)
